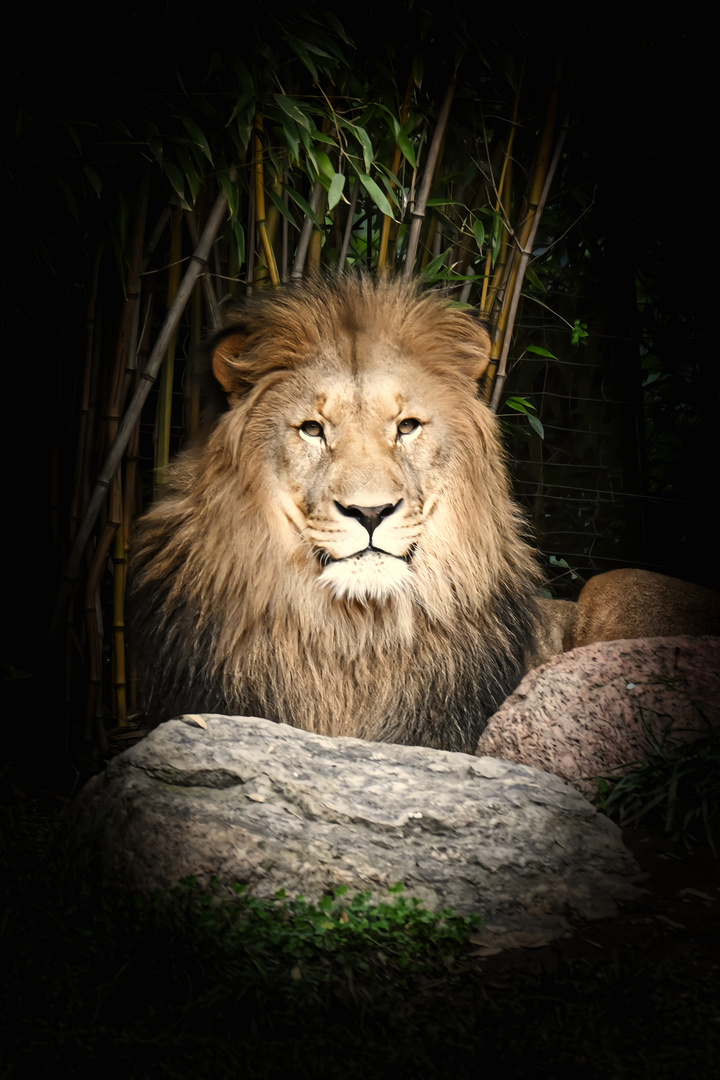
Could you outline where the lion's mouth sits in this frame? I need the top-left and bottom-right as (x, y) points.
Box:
(317, 545), (415, 567)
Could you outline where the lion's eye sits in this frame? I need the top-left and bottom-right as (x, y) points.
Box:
(299, 420), (325, 442)
(397, 417), (422, 441)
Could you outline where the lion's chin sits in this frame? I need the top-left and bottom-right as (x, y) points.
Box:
(318, 551), (414, 603)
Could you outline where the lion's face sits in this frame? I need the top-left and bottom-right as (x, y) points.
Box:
(263, 343), (459, 603)
(214, 297), (494, 607)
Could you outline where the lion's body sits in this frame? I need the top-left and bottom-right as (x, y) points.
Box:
(571, 568), (720, 647)
(130, 276), (541, 752)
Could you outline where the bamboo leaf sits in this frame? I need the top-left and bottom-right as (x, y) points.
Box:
(232, 220), (245, 266)
(180, 151), (202, 203)
(285, 185), (322, 225)
(266, 185), (299, 229)
(83, 165), (102, 198)
(527, 414), (545, 438)
(314, 149), (336, 183)
(490, 210), (503, 263)
(218, 171), (239, 220)
(526, 345), (558, 358)
(146, 122), (163, 167)
(303, 41), (340, 60)
(327, 172), (346, 211)
(179, 114), (213, 163)
(357, 172), (395, 220)
(473, 218), (485, 252)
(281, 118), (300, 165)
(354, 126), (374, 172)
(298, 126), (319, 176)
(421, 249), (451, 280)
(397, 130), (417, 169)
(232, 56), (254, 90)
(226, 87), (255, 130)
(525, 266), (546, 292)
(375, 171), (400, 209)
(321, 11), (353, 46)
(274, 94), (312, 131)
(163, 162), (191, 209)
(412, 53), (423, 87)
(285, 34), (319, 81)
(109, 116), (133, 138)
(309, 129), (338, 146)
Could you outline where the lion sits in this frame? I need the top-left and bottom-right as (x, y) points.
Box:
(131, 275), (720, 752)
(129, 275), (542, 753)
(569, 568), (720, 647)
(532, 570), (720, 667)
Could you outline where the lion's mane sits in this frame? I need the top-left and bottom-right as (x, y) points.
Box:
(130, 275), (540, 753)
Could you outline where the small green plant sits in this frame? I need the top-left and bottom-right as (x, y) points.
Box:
(160, 878), (483, 988)
(596, 730), (720, 852)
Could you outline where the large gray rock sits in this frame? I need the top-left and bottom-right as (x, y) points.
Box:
(71, 715), (641, 950)
(477, 636), (720, 795)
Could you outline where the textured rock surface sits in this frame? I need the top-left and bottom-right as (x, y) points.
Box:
(70, 715), (641, 949)
(477, 636), (720, 795)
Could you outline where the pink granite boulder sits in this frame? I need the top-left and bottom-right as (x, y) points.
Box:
(476, 636), (720, 795)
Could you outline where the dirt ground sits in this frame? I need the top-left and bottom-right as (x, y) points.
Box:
(472, 823), (719, 987)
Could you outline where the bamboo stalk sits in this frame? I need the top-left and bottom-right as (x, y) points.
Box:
(78, 171), (151, 738)
(378, 75), (414, 272)
(121, 288), (154, 722)
(69, 256), (100, 542)
(480, 66), (524, 317)
(155, 207), (183, 489)
(246, 173), (255, 293)
(112, 522), (127, 726)
(280, 177), (289, 281)
(291, 180), (323, 278)
(254, 114), (280, 285)
(481, 153), (515, 324)
(46, 187), (229, 657)
(186, 278), (203, 441)
(489, 114), (568, 412)
(83, 472), (122, 741)
(107, 168), (152, 441)
(485, 62), (563, 407)
(403, 77), (456, 277)
(308, 210), (324, 272)
(185, 207), (221, 329)
(338, 177), (360, 270)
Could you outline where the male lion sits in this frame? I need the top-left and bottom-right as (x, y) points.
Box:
(130, 275), (541, 752)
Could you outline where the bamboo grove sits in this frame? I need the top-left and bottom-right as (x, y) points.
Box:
(36, 11), (575, 750)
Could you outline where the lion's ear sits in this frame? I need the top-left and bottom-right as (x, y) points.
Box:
(211, 326), (252, 394)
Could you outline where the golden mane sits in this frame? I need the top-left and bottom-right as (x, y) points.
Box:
(130, 275), (541, 752)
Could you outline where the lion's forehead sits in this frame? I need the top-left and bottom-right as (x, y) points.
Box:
(282, 347), (454, 427)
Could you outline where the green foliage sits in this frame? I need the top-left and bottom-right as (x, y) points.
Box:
(158, 877), (484, 986)
(596, 731), (720, 852)
(504, 395), (544, 438)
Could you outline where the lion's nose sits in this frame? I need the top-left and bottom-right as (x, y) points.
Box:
(335, 501), (402, 543)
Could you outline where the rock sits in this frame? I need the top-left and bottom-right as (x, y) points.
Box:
(477, 636), (720, 795)
(69, 715), (641, 951)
